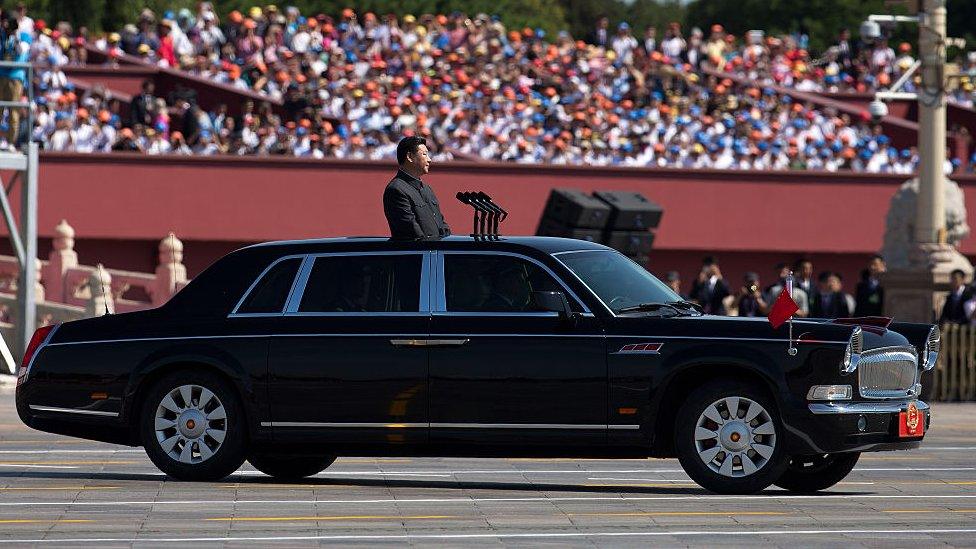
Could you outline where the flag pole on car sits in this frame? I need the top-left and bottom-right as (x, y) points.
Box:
(767, 271), (800, 356)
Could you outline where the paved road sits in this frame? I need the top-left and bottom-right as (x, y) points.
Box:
(1, 387), (975, 547)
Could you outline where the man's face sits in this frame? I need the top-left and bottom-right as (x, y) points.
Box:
(828, 275), (842, 293)
(409, 143), (431, 175)
(952, 273), (966, 289)
(869, 257), (885, 276)
(801, 261), (813, 278)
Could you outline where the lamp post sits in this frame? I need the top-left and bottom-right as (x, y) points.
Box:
(876, 0), (974, 326)
(915, 0), (946, 245)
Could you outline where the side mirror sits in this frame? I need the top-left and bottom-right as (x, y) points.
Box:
(532, 291), (574, 320)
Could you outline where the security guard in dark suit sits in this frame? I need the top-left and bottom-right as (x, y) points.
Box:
(383, 136), (451, 240)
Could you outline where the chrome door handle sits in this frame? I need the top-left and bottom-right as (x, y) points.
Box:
(426, 338), (470, 347)
(390, 338), (470, 347)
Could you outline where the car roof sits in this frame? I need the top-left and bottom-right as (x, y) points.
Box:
(245, 235), (612, 255)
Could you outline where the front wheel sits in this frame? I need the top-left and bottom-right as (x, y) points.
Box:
(248, 453), (337, 480)
(774, 453), (860, 493)
(674, 380), (788, 494)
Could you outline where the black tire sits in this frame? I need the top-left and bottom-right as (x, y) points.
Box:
(774, 453), (860, 493)
(248, 453), (337, 480)
(674, 379), (788, 494)
(140, 370), (247, 481)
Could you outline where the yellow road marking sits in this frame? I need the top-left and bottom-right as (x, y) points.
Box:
(0, 461), (137, 465)
(0, 486), (118, 491)
(206, 515), (456, 522)
(567, 511), (790, 517)
(0, 519), (94, 524)
(221, 484), (356, 489)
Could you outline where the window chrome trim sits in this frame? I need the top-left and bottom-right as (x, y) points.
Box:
(229, 254), (306, 316)
(283, 255), (316, 313)
(29, 405), (119, 417)
(22, 323), (60, 383)
(551, 250), (618, 317)
(434, 250), (591, 314)
(283, 250), (430, 315)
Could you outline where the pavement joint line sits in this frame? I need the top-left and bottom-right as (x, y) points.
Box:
(1, 529), (975, 544)
(5, 493), (976, 507)
(0, 461), (137, 465)
(205, 514), (458, 522)
(0, 486), (118, 491)
(0, 519), (93, 524)
(568, 511), (790, 517)
(883, 509), (976, 513)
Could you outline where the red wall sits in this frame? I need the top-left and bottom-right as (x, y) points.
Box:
(6, 153), (975, 287)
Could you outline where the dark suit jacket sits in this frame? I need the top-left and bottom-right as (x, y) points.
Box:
(383, 170), (451, 240)
(689, 277), (730, 315)
(939, 287), (973, 324)
(854, 279), (884, 317)
(810, 291), (852, 318)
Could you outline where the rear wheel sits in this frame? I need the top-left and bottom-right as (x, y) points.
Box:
(674, 379), (788, 494)
(774, 453), (860, 493)
(248, 453), (337, 480)
(140, 371), (247, 481)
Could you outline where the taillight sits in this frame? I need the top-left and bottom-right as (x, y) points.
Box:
(17, 324), (55, 387)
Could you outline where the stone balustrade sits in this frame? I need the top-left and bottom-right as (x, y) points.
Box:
(0, 219), (189, 332)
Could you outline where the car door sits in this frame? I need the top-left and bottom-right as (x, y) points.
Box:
(428, 251), (608, 447)
(266, 251), (431, 445)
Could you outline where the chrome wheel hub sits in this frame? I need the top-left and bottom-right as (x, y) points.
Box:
(694, 396), (776, 478)
(154, 384), (227, 464)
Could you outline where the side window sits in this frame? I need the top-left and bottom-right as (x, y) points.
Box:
(237, 257), (301, 314)
(445, 254), (580, 313)
(298, 255), (422, 313)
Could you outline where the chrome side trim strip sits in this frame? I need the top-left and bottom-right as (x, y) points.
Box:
(22, 323), (60, 382)
(808, 400), (929, 415)
(262, 422), (427, 428)
(29, 405), (119, 417)
(283, 255), (316, 313)
(260, 422), (640, 430)
(47, 333), (844, 347)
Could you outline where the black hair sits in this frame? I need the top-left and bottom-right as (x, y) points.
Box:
(794, 257), (812, 269)
(701, 255), (718, 266)
(774, 262), (788, 271)
(397, 136), (427, 165)
(870, 253), (884, 262)
(951, 268), (966, 279)
(817, 270), (833, 283)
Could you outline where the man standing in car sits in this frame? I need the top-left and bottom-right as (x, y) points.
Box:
(383, 136), (452, 240)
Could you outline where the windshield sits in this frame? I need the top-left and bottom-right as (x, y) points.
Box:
(557, 250), (681, 314)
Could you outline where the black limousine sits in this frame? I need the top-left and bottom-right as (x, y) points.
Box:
(16, 236), (936, 494)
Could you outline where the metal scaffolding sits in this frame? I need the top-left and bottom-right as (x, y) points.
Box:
(0, 58), (36, 372)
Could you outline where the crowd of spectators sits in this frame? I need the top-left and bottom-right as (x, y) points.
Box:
(2, 3), (975, 171)
(673, 252), (976, 326)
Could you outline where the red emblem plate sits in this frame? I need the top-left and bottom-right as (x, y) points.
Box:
(898, 401), (924, 438)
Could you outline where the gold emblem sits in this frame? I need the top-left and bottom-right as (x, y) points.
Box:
(906, 402), (920, 432)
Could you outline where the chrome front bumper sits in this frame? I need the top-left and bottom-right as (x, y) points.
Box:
(808, 400), (930, 415)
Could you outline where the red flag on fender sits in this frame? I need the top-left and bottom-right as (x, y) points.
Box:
(768, 288), (799, 329)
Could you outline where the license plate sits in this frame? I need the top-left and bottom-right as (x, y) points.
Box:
(898, 401), (924, 437)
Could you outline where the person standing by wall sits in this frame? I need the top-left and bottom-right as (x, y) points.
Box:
(854, 254), (886, 316)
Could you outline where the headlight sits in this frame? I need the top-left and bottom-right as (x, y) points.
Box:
(807, 385), (853, 401)
(922, 326), (940, 371)
(842, 326), (862, 374)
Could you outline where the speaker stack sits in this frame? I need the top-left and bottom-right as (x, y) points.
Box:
(536, 189), (663, 262)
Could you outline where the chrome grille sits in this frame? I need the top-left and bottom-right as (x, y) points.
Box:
(858, 346), (919, 399)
